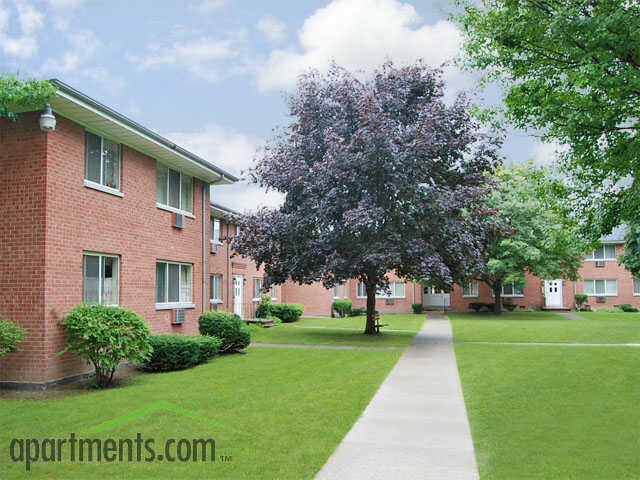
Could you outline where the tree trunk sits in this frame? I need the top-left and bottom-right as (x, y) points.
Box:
(364, 282), (377, 335)
(493, 283), (502, 315)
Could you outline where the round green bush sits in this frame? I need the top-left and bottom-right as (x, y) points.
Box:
(0, 318), (25, 357)
(143, 335), (222, 372)
(411, 303), (423, 314)
(270, 303), (305, 323)
(198, 311), (251, 352)
(60, 305), (152, 388)
(333, 299), (353, 317)
(193, 335), (223, 360)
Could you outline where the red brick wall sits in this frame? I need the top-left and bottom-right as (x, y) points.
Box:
(281, 280), (335, 317)
(0, 113), (48, 383)
(1, 113), (212, 384)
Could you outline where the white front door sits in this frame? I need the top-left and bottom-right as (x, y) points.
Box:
(545, 279), (562, 308)
(423, 286), (451, 308)
(233, 275), (243, 317)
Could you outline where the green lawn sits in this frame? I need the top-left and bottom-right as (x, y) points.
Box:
(456, 344), (640, 479)
(576, 310), (640, 321)
(251, 326), (417, 347)
(294, 313), (426, 331)
(450, 311), (640, 344)
(0, 347), (402, 479)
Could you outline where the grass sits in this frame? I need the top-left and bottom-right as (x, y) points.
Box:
(294, 313), (426, 331)
(250, 314), (425, 347)
(0, 347), (402, 479)
(449, 311), (640, 344)
(456, 344), (640, 479)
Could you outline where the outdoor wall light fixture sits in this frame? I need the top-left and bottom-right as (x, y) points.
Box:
(39, 104), (56, 131)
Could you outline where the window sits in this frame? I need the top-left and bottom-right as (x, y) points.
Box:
(270, 284), (278, 300)
(463, 280), (479, 297)
(501, 282), (524, 297)
(156, 163), (193, 214)
(357, 281), (405, 298)
(83, 253), (119, 305)
(333, 285), (340, 298)
(333, 283), (347, 299)
(585, 245), (617, 261)
(635, 278), (640, 296)
(236, 224), (241, 236)
(156, 261), (193, 306)
(583, 279), (617, 296)
(254, 277), (264, 299)
(210, 274), (222, 302)
(85, 131), (121, 191)
(211, 217), (221, 244)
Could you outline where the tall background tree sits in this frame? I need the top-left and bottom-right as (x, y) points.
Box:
(475, 162), (587, 313)
(0, 74), (56, 121)
(234, 62), (502, 334)
(454, 1), (640, 245)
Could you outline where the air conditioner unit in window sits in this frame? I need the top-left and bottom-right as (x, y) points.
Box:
(173, 213), (185, 229)
(596, 296), (606, 303)
(595, 260), (605, 268)
(210, 241), (218, 254)
(171, 308), (185, 325)
(385, 298), (395, 305)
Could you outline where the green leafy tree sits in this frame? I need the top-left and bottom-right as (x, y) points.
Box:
(454, 1), (640, 240)
(0, 319), (25, 357)
(476, 162), (587, 314)
(619, 222), (640, 276)
(60, 305), (153, 388)
(0, 74), (57, 121)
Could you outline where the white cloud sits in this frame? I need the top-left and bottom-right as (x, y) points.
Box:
(194, 0), (225, 14)
(16, 2), (43, 34)
(48, 0), (85, 8)
(2, 35), (37, 57)
(42, 29), (100, 73)
(256, 14), (285, 42)
(130, 34), (244, 82)
(165, 124), (283, 212)
(531, 140), (569, 166)
(256, 0), (463, 92)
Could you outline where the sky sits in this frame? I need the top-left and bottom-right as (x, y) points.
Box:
(0, 0), (558, 212)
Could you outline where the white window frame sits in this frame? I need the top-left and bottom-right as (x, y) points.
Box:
(156, 162), (194, 217)
(583, 279), (618, 297)
(634, 278), (640, 297)
(357, 281), (405, 299)
(501, 282), (524, 297)
(155, 261), (194, 309)
(84, 131), (122, 196)
(584, 244), (617, 261)
(210, 217), (222, 245)
(210, 274), (223, 304)
(83, 252), (120, 306)
(462, 280), (479, 298)
(270, 284), (278, 301)
(253, 277), (264, 301)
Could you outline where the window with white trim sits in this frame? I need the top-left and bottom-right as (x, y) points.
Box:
(270, 284), (278, 300)
(634, 278), (640, 296)
(211, 217), (221, 244)
(583, 279), (617, 296)
(463, 280), (478, 297)
(333, 283), (347, 299)
(210, 274), (222, 302)
(501, 282), (524, 297)
(254, 277), (264, 299)
(584, 245), (617, 261)
(156, 163), (193, 214)
(83, 253), (119, 305)
(357, 281), (405, 298)
(85, 131), (121, 191)
(156, 261), (193, 305)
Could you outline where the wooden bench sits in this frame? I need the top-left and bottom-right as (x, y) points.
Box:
(373, 313), (388, 334)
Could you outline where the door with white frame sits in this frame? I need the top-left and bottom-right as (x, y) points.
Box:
(544, 279), (563, 308)
(233, 275), (244, 317)
(423, 286), (451, 308)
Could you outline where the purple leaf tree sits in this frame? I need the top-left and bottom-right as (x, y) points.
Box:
(235, 62), (502, 334)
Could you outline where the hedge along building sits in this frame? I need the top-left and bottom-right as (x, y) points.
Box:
(0, 80), (238, 389)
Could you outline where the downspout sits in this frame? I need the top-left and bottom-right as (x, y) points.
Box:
(227, 221), (232, 311)
(202, 182), (209, 313)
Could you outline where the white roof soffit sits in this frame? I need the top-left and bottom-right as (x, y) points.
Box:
(48, 80), (237, 185)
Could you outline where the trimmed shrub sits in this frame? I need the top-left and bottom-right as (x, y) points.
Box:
(143, 335), (222, 372)
(469, 302), (495, 312)
(348, 308), (366, 317)
(0, 318), (25, 357)
(333, 299), (352, 317)
(192, 335), (222, 360)
(60, 305), (152, 388)
(411, 303), (423, 314)
(620, 304), (639, 312)
(503, 301), (517, 312)
(256, 294), (271, 318)
(199, 311), (251, 352)
(270, 303), (305, 323)
(575, 294), (588, 309)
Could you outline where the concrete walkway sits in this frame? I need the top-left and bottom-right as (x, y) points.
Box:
(315, 314), (478, 480)
(557, 311), (585, 320)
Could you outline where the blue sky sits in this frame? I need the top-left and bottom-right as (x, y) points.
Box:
(1, 0), (556, 211)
